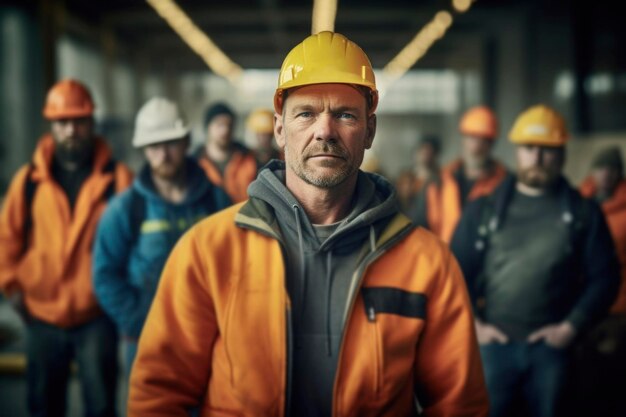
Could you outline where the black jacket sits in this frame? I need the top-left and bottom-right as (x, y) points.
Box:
(450, 174), (620, 331)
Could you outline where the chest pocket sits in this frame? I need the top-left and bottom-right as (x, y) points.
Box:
(361, 287), (427, 321)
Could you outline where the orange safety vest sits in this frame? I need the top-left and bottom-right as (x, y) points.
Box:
(198, 148), (258, 203)
(439, 159), (508, 242)
(0, 135), (133, 327)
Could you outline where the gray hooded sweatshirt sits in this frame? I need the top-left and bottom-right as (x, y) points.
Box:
(247, 160), (400, 417)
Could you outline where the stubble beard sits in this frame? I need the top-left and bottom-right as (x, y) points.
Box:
(517, 166), (560, 189)
(284, 142), (356, 189)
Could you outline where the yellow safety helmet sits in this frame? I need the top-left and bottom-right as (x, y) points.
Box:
(509, 104), (569, 147)
(459, 106), (498, 140)
(274, 31), (378, 115)
(246, 108), (275, 134)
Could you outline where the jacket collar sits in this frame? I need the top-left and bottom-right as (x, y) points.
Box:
(30, 133), (114, 181)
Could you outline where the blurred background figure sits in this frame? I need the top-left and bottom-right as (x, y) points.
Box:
(395, 168), (417, 214)
(197, 102), (257, 203)
(246, 107), (282, 169)
(440, 106), (508, 242)
(574, 146), (626, 417)
(451, 104), (620, 417)
(406, 134), (443, 233)
(360, 150), (386, 177)
(0, 79), (133, 417)
(92, 97), (230, 379)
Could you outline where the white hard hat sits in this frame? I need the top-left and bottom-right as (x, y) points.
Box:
(132, 97), (189, 148)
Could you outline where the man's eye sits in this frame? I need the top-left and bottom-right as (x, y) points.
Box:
(337, 113), (356, 120)
(297, 112), (313, 118)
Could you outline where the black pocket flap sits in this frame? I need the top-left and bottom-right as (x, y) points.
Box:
(362, 287), (427, 320)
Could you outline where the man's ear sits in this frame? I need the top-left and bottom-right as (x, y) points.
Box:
(274, 113), (285, 149)
(365, 114), (376, 149)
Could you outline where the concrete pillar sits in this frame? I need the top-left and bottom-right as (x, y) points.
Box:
(0, 6), (47, 193)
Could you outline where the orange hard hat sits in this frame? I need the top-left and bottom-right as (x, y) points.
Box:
(43, 79), (94, 120)
(459, 105), (498, 140)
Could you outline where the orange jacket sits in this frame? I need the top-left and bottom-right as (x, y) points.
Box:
(580, 178), (626, 313)
(439, 159), (507, 242)
(408, 176), (444, 236)
(198, 147), (257, 203)
(0, 134), (132, 327)
(129, 203), (489, 417)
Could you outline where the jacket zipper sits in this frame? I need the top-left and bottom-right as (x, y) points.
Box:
(332, 223), (414, 416)
(235, 221), (292, 417)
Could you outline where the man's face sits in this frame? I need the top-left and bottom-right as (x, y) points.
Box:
(143, 138), (189, 180)
(50, 117), (94, 162)
(207, 114), (234, 148)
(415, 143), (436, 168)
(274, 83), (376, 189)
(592, 166), (621, 193)
(462, 136), (493, 169)
(516, 144), (564, 189)
(395, 172), (415, 202)
(256, 132), (274, 150)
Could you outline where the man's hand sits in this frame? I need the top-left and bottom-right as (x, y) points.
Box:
(527, 321), (577, 349)
(475, 319), (509, 345)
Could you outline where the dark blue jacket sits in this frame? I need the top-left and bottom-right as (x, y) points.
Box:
(450, 174), (620, 331)
(92, 158), (231, 338)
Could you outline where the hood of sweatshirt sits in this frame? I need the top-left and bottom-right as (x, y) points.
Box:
(246, 160), (404, 416)
(247, 160), (399, 254)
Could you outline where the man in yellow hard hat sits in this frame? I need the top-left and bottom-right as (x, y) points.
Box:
(129, 32), (488, 417)
(0, 79), (133, 416)
(246, 107), (283, 169)
(451, 104), (620, 417)
(439, 106), (508, 242)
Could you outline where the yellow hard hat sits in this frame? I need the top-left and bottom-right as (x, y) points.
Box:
(274, 31), (378, 115)
(246, 108), (275, 134)
(459, 106), (498, 140)
(509, 104), (569, 147)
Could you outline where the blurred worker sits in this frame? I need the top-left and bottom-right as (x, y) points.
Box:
(0, 79), (133, 417)
(360, 149), (386, 177)
(440, 106), (508, 242)
(129, 31), (488, 417)
(197, 102), (257, 202)
(575, 146), (626, 417)
(395, 168), (418, 214)
(92, 97), (231, 377)
(246, 107), (283, 169)
(451, 105), (620, 417)
(407, 134), (443, 233)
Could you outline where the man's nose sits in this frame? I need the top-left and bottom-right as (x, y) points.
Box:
(314, 114), (336, 142)
(65, 121), (77, 137)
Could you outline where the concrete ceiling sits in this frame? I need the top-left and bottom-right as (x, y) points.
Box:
(54, 0), (611, 74)
(57, 0), (511, 72)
